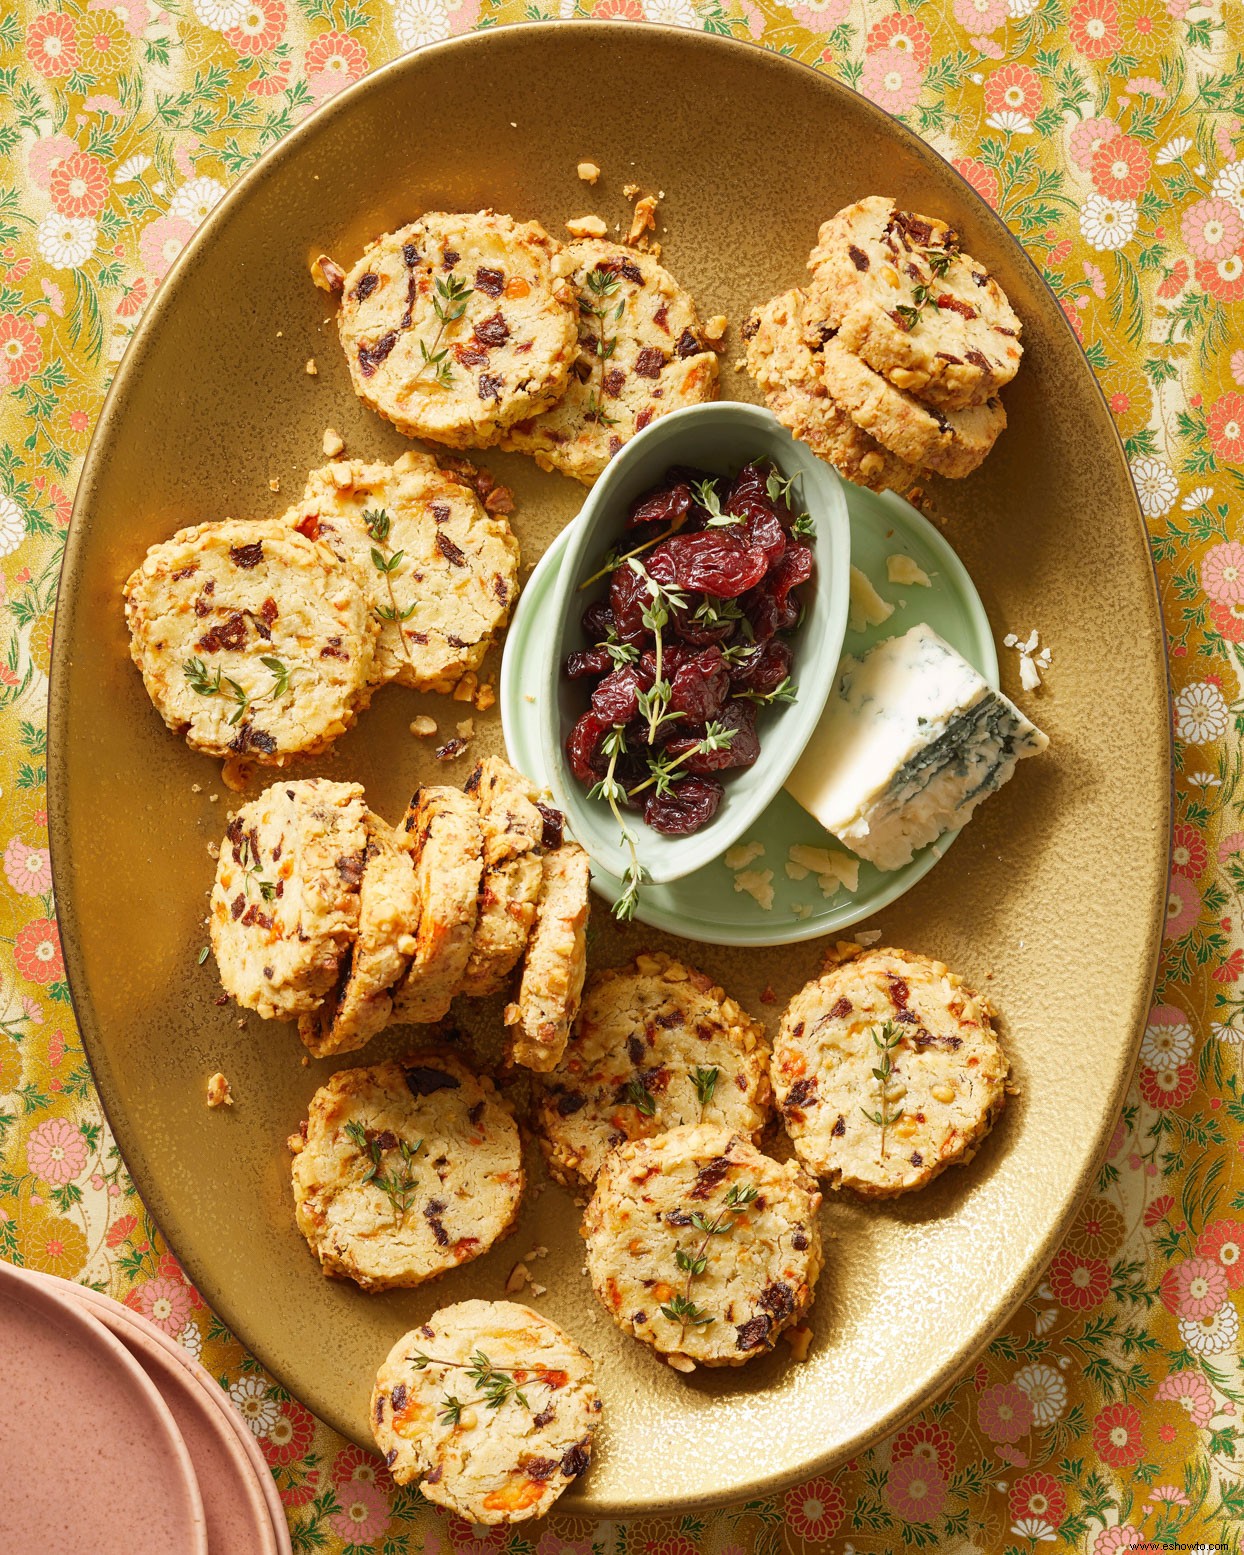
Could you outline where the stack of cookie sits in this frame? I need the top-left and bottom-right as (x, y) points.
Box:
(208, 756), (591, 1071)
(744, 195), (1023, 494)
(331, 210), (721, 486)
(124, 450), (519, 763)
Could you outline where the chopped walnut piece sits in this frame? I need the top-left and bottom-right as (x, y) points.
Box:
(702, 315), (728, 349)
(484, 484), (515, 515)
(666, 1353), (696, 1374)
(566, 215), (608, 239)
(410, 715), (438, 737)
(305, 357), (318, 376)
(505, 1261), (531, 1294)
(577, 161), (601, 184)
(452, 672), (478, 704)
(626, 195), (658, 246)
(529, 1281), (547, 1297)
(322, 426), (345, 457)
(268, 477), (280, 492)
(311, 253), (345, 293)
(206, 1072), (233, 1109)
(474, 679), (497, 712)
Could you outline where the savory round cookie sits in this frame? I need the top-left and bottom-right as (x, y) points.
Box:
(459, 757), (552, 999)
(285, 453), (520, 693)
(390, 786), (484, 1026)
(209, 779), (367, 1021)
(124, 518), (376, 761)
(807, 195), (1023, 411)
(289, 1053), (523, 1291)
(818, 336), (1006, 479)
(533, 952), (772, 1189)
(371, 1299), (601, 1523)
(772, 942), (1009, 1197)
(742, 288), (922, 494)
(499, 240), (719, 484)
(297, 813), (419, 1058)
(583, 1123), (822, 1371)
(336, 210), (579, 449)
(503, 841), (591, 1073)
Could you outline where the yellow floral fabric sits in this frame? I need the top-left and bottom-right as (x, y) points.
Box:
(2, 0), (1242, 1549)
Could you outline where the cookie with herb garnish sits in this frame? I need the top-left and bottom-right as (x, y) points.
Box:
(297, 813), (418, 1058)
(124, 518), (376, 762)
(283, 453), (520, 693)
(209, 779), (367, 1022)
(371, 1299), (601, 1523)
(533, 952), (772, 1189)
(503, 840), (591, 1073)
(289, 1054), (523, 1292)
(772, 942), (1009, 1198)
(390, 786), (484, 1027)
(817, 335), (1006, 479)
(807, 195), (1023, 412)
(498, 240), (720, 485)
(583, 1123), (822, 1371)
(743, 287), (923, 495)
(459, 757), (556, 999)
(336, 210), (579, 450)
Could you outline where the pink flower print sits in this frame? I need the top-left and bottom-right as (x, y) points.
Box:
(978, 1381), (1033, 1443)
(953, 0), (1009, 31)
(1070, 117), (1120, 172)
(328, 1479), (389, 1543)
(27, 134), (78, 192)
(1155, 1369), (1214, 1425)
(1163, 874), (1199, 941)
(1202, 542), (1244, 604)
(92, 0), (149, 36)
(1084, 260), (1107, 296)
(173, 140), (198, 177)
(787, 0), (851, 31)
(885, 1456), (948, 1521)
(42, 280), (65, 317)
(1150, 1484), (1190, 1506)
(305, 30), (368, 102)
(1163, 1257), (1229, 1319)
(135, 1276), (192, 1336)
(783, 1476), (846, 1540)
(1164, 0), (1189, 15)
(26, 1117), (88, 1185)
(331, 1442), (394, 1492)
(4, 838), (52, 895)
(954, 156), (1001, 209)
(1183, 198), (1243, 261)
(1232, 349), (1244, 385)
(139, 216), (194, 282)
(1093, 1531), (1143, 1555)
(860, 48), (924, 116)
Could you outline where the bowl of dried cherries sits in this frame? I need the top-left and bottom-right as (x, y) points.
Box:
(541, 401), (851, 917)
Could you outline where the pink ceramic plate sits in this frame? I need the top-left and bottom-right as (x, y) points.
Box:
(0, 1258), (208, 1554)
(46, 1275), (288, 1555)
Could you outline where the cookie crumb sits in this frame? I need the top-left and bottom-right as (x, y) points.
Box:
(206, 1072), (233, 1109)
(268, 477), (280, 492)
(474, 679), (497, 712)
(322, 426), (345, 457)
(626, 194), (658, 246)
(577, 161), (601, 184)
(191, 783), (201, 793)
(305, 357), (318, 376)
(206, 840), (219, 860)
(410, 715), (438, 737)
(529, 1281), (547, 1297)
(622, 182), (640, 199)
(784, 1324), (813, 1362)
(666, 1353), (696, 1374)
(208, 793), (219, 803)
(456, 717), (475, 739)
(702, 315), (728, 349)
(435, 737), (468, 762)
(311, 254), (344, 293)
(856, 929), (882, 946)
(220, 756), (254, 793)
(301, 1054), (310, 1066)
(566, 214), (608, 239)
(505, 1261), (531, 1294)
(452, 672), (478, 704)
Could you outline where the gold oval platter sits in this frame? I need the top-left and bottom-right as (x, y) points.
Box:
(49, 22), (1170, 1516)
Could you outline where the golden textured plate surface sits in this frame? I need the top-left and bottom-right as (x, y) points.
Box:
(50, 25), (1169, 1515)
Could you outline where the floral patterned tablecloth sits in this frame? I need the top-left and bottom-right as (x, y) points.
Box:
(2, 0), (1242, 1549)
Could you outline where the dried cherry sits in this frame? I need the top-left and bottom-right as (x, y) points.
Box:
(565, 711), (611, 784)
(668, 646), (729, 721)
(665, 700), (760, 773)
(591, 664), (653, 725)
(649, 533), (768, 598)
(730, 637), (792, 696)
(643, 775), (723, 834)
(565, 647), (612, 679)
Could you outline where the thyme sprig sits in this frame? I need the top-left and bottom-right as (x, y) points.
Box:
(661, 1181), (760, 1338)
(407, 1348), (559, 1425)
(344, 1120), (423, 1221)
(586, 726), (644, 921)
(625, 721), (736, 801)
(692, 1066), (719, 1111)
(625, 1076), (658, 1117)
(859, 1020), (905, 1160)
(581, 266), (624, 426)
(235, 831), (276, 902)
(364, 506), (416, 664)
(184, 654), (289, 727)
(736, 677), (798, 707)
(412, 273), (474, 389)
(690, 478), (742, 529)
(577, 521), (686, 592)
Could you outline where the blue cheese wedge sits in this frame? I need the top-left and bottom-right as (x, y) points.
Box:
(786, 623), (1048, 870)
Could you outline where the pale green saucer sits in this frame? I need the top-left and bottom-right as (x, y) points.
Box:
(500, 485), (997, 947)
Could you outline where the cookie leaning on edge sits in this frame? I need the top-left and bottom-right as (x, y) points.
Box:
(336, 210), (579, 450)
(124, 518), (376, 762)
(533, 951), (772, 1189)
(742, 288), (922, 496)
(504, 841), (591, 1073)
(772, 941), (1009, 1198)
(289, 1052), (523, 1291)
(284, 453), (520, 694)
(807, 195), (1023, 411)
(371, 1299), (601, 1523)
(499, 240), (719, 485)
(583, 1123), (822, 1371)
(209, 779), (367, 1022)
